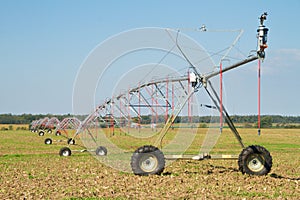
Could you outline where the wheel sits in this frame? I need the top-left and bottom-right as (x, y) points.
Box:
(67, 138), (75, 145)
(44, 138), (52, 145)
(59, 147), (72, 156)
(95, 146), (107, 156)
(238, 145), (272, 175)
(38, 130), (45, 136)
(55, 131), (61, 136)
(47, 129), (52, 134)
(131, 145), (165, 176)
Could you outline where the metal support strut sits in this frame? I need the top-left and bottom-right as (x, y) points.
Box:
(205, 80), (245, 148)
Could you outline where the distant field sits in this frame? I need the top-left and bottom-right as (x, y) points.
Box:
(0, 124), (28, 130)
(0, 127), (299, 199)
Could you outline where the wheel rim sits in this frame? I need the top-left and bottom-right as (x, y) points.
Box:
(46, 139), (51, 144)
(139, 153), (158, 172)
(98, 150), (105, 156)
(68, 139), (74, 144)
(62, 150), (70, 156)
(247, 154), (265, 172)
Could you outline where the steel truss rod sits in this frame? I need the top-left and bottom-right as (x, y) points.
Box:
(75, 113), (107, 145)
(115, 94), (138, 123)
(121, 95), (140, 118)
(144, 86), (167, 114)
(83, 125), (100, 145)
(154, 88), (195, 147)
(129, 105), (170, 108)
(143, 86), (165, 115)
(72, 76), (194, 148)
(179, 80), (188, 95)
(132, 83), (171, 111)
(115, 75), (189, 99)
(138, 90), (153, 110)
(113, 101), (129, 121)
(204, 55), (258, 80)
(154, 84), (172, 108)
(76, 110), (101, 135)
(205, 80), (245, 148)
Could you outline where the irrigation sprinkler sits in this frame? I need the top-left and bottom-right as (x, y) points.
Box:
(30, 117), (58, 135)
(44, 117), (81, 145)
(31, 117), (50, 136)
(61, 13), (272, 176)
(29, 120), (39, 132)
(60, 73), (196, 157)
(44, 117), (60, 134)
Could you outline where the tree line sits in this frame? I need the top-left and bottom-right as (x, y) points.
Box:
(0, 113), (299, 125)
(0, 113), (85, 124)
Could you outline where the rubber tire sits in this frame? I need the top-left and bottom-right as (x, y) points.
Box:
(238, 145), (272, 176)
(131, 145), (165, 176)
(95, 146), (108, 156)
(59, 147), (72, 156)
(38, 131), (45, 136)
(44, 138), (52, 145)
(67, 138), (75, 145)
(47, 129), (52, 134)
(55, 131), (61, 136)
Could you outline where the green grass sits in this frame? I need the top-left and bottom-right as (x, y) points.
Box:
(1, 128), (299, 156)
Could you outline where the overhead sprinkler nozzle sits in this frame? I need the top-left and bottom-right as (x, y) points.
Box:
(257, 12), (269, 59)
(260, 12), (268, 26)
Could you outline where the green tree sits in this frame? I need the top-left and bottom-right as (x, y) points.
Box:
(260, 116), (273, 128)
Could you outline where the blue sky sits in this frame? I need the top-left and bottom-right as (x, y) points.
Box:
(0, 0), (299, 115)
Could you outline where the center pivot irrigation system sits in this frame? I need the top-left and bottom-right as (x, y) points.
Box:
(60, 13), (272, 176)
(44, 117), (82, 145)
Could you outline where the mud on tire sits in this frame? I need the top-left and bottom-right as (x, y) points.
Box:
(238, 145), (272, 175)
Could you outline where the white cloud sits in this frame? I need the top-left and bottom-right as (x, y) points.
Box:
(276, 48), (300, 61)
(258, 48), (300, 75)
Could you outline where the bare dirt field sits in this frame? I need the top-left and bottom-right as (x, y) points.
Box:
(0, 127), (299, 199)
